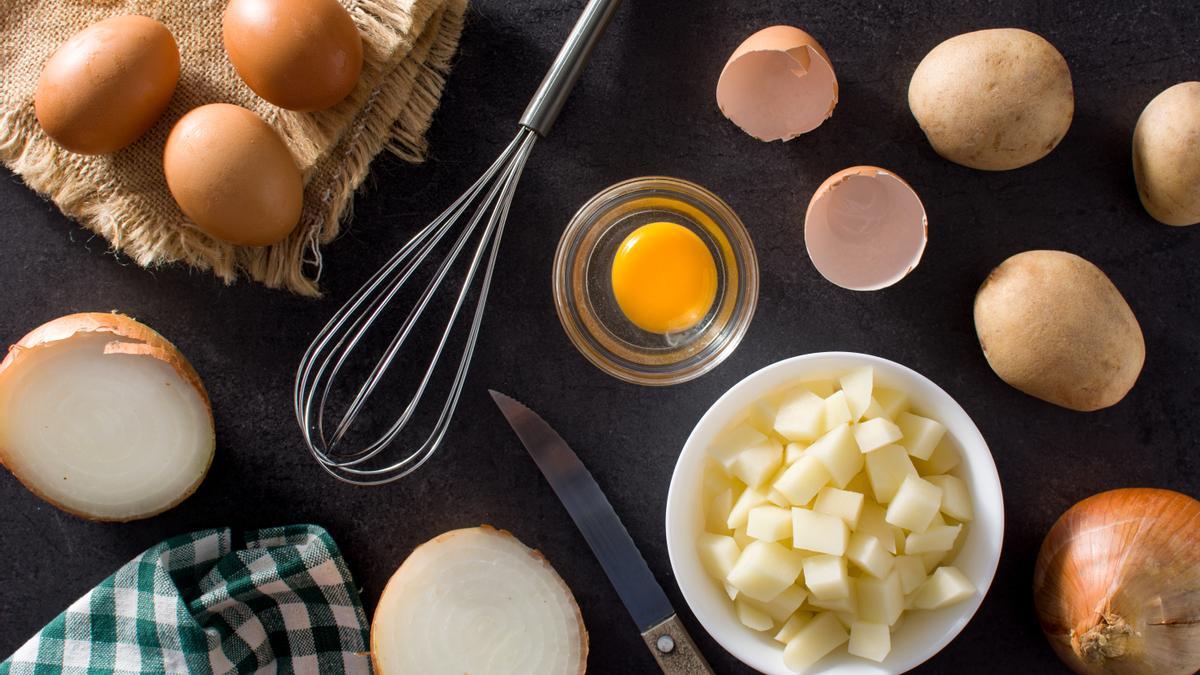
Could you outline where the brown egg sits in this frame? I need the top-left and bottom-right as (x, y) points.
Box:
(163, 104), (303, 246)
(35, 15), (180, 155)
(222, 0), (363, 111)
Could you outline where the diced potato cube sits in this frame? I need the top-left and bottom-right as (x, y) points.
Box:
(774, 611), (813, 644)
(727, 486), (768, 530)
(710, 424), (765, 471)
(736, 596), (774, 631)
(706, 487), (736, 534)
(904, 524), (962, 555)
(746, 395), (782, 436)
(792, 508), (849, 556)
(752, 584), (810, 623)
(894, 555), (927, 595)
(784, 442), (807, 466)
(924, 474), (973, 522)
(783, 612), (849, 673)
(772, 455), (830, 506)
(702, 459), (735, 501)
(802, 380), (836, 398)
(807, 424), (864, 488)
(845, 532), (895, 579)
(853, 418), (903, 453)
(766, 489), (791, 508)
(839, 367), (874, 421)
(913, 437), (961, 475)
(728, 436), (784, 488)
(774, 389), (827, 442)
(865, 387), (909, 421)
(856, 502), (899, 554)
(696, 533), (740, 581)
(802, 554), (851, 600)
(733, 527), (754, 549)
(724, 582), (739, 601)
(747, 505), (793, 542)
(805, 578), (857, 614)
(727, 540), (805, 602)
(864, 444), (918, 503)
(857, 569), (904, 625)
(848, 621), (891, 662)
(913, 566), (976, 610)
(921, 549), (947, 573)
(885, 475), (943, 533)
(813, 487), (865, 528)
(823, 390), (853, 432)
(844, 470), (874, 499)
(896, 412), (947, 461)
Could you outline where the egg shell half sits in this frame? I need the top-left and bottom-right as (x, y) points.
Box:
(223, 0), (364, 112)
(805, 166), (928, 291)
(34, 15), (180, 155)
(163, 104), (303, 247)
(716, 26), (839, 142)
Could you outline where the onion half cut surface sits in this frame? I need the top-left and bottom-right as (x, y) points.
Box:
(0, 313), (214, 521)
(372, 526), (588, 675)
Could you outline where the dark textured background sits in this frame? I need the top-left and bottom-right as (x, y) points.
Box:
(2, 1), (1198, 672)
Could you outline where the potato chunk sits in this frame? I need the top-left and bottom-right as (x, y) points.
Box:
(813, 487), (865, 528)
(735, 597), (774, 631)
(727, 486), (768, 530)
(865, 387), (909, 421)
(848, 621), (891, 662)
(845, 532), (895, 579)
(747, 505), (793, 542)
(885, 475), (943, 533)
(894, 555), (928, 595)
(839, 367), (874, 421)
(856, 501), (900, 554)
(696, 533), (740, 581)
(913, 438), (961, 475)
(802, 554), (851, 600)
(924, 474), (973, 521)
(807, 424), (864, 488)
(783, 612), (849, 673)
(774, 611), (813, 644)
(772, 455), (830, 506)
(823, 390), (853, 431)
(853, 417), (903, 454)
(710, 424), (764, 471)
(774, 389), (827, 442)
(857, 569), (904, 625)
(792, 508), (849, 556)
(864, 444), (918, 503)
(896, 412), (947, 460)
(904, 524), (962, 554)
(913, 566), (975, 610)
(706, 487), (736, 534)
(753, 584), (809, 623)
(727, 540), (805, 602)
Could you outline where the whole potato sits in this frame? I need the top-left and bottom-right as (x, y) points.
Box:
(909, 29), (1074, 170)
(974, 250), (1144, 411)
(1132, 82), (1200, 226)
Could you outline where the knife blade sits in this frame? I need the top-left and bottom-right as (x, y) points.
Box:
(491, 390), (714, 675)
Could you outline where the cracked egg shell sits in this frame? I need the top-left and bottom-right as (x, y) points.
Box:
(716, 25), (838, 142)
(805, 166), (927, 291)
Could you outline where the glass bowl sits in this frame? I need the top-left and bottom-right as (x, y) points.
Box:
(552, 176), (758, 386)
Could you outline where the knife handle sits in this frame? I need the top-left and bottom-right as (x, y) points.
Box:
(641, 614), (715, 675)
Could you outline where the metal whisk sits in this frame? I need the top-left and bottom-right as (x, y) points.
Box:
(294, 0), (622, 485)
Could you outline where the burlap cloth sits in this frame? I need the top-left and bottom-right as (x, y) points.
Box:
(0, 0), (467, 296)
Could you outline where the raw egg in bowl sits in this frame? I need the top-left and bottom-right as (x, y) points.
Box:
(553, 177), (758, 386)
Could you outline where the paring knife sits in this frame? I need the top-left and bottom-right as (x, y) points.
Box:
(491, 390), (714, 675)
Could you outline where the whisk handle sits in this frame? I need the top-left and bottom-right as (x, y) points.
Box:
(519, 0), (622, 137)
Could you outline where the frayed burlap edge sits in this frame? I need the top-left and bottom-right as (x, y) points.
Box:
(0, 0), (467, 297)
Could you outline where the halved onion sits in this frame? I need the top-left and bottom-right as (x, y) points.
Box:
(0, 313), (214, 521)
(372, 526), (588, 674)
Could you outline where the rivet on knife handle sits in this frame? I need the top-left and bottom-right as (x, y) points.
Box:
(641, 614), (715, 675)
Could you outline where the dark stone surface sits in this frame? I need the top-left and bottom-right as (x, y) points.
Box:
(1, 1), (1198, 672)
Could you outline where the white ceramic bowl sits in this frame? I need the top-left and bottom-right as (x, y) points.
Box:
(666, 352), (1004, 674)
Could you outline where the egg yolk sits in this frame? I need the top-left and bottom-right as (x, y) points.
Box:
(611, 221), (718, 334)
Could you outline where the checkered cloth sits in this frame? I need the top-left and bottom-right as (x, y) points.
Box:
(1, 525), (371, 674)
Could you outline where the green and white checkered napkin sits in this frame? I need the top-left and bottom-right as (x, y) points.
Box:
(1, 524), (371, 674)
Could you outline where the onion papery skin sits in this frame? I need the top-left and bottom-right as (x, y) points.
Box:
(371, 525), (589, 675)
(0, 312), (214, 522)
(1033, 488), (1200, 675)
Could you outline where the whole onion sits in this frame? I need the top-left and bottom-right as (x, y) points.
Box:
(1033, 488), (1200, 674)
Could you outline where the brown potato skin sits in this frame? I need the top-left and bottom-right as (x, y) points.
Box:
(909, 29), (1073, 171)
(1133, 82), (1200, 226)
(974, 251), (1144, 411)
(34, 15), (180, 155)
